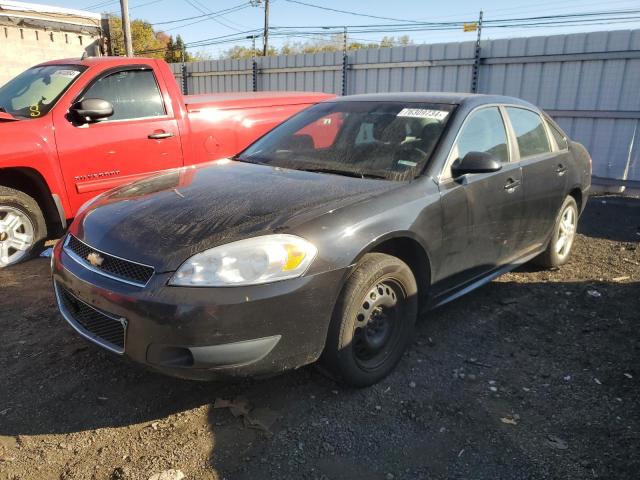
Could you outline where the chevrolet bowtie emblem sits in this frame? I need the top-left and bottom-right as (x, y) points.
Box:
(86, 251), (104, 267)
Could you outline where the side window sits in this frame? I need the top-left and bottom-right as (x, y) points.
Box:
(506, 107), (551, 158)
(547, 119), (569, 150)
(82, 69), (165, 121)
(451, 107), (509, 168)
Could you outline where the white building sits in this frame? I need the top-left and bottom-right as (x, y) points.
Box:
(0, 1), (107, 86)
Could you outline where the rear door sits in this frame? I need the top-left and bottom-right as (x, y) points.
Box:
(53, 66), (183, 214)
(436, 106), (524, 292)
(504, 107), (567, 253)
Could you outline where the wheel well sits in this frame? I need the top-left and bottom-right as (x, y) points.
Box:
(0, 167), (63, 237)
(369, 236), (431, 310)
(569, 187), (582, 212)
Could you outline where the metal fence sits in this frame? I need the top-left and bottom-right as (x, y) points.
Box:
(170, 29), (640, 187)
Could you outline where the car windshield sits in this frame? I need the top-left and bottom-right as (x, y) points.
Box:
(236, 100), (455, 181)
(0, 64), (86, 118)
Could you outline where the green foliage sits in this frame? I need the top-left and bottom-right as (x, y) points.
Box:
(164, 35), (194, 63)
(108, 17), (167, 58)
(222, 34), (414, 59)
(107, 15), (413, 62)
(223, 45), (277, 59)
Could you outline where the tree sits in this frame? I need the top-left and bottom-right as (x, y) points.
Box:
(164, 36), (176, 62)
(223, 44), (277, 59)
(164, 35), (194, 62)
(108, 17), (168, 58)
(221, 34), (414, 59)
(379, 35), (412, 48)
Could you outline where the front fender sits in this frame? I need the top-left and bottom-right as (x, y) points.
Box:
(0, 116), (70, 218)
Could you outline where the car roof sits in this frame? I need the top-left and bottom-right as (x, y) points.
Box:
(329, 92), (537, 109)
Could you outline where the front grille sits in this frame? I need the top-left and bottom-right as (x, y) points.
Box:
(65, 235), (154, 286)
(56, 283), (126, 354)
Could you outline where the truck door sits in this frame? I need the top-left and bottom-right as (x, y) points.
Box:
(52, 66), (183, 214)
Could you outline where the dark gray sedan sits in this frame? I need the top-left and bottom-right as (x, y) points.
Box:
(52, 93), (591, 387)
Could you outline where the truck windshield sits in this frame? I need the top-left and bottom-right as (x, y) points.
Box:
(235, 101), (454, 181)
(0, 65), (86, 118)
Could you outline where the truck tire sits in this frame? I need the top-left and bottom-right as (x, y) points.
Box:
(534, 195), (578, 268)
(0, 186), (47, 268)
(321, 253), (418, 387)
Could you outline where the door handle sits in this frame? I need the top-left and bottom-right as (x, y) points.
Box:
(504, 178), (521, 193)
(148, 131), (174, 139)
(556, 164), (567, 176)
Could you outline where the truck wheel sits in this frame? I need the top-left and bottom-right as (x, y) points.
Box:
(0, 186), (47, 268)
(534, 195), (578, 268)
(321, 253), (418, 387)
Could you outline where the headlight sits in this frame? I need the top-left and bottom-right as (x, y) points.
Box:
(169, 234), (317, 287)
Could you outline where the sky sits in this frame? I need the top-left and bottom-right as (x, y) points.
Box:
(44, 0), (640, 57)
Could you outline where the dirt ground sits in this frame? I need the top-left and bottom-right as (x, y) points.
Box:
(0, 195), (638, 480)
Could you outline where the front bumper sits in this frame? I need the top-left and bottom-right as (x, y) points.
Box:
(51, 239), (348, 380)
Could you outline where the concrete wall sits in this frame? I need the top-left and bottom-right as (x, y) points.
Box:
(0, 1), (104, 86)
(0, 24), (100, 85)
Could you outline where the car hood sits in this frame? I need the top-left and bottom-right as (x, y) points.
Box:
(73, 160), (399, 272)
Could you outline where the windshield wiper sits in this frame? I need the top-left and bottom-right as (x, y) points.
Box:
(232, 155), (268, 166)
(298, 167), (387, 179)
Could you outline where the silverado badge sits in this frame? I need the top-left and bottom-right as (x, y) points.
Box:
(86, 252), (104, 267)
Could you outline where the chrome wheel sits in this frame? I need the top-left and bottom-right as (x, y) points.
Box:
(353, 279), (405, 370)
(554, 204), (576, 259)
(0, 206), (35, 267)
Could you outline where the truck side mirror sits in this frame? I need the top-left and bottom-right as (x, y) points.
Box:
(69, 98), (113, 124)
(451, 151), (502, 177)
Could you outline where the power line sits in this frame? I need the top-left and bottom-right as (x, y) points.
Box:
(135, 15), (640, 56)
(283, 0), (427, 24)
(133, 6), (640, 55)
(152, 3), (249, 26)
(267, 8), (640, 30)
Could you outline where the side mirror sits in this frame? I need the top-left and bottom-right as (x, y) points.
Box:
(451, 151), (502, 176)
(69, 98), (113, 124)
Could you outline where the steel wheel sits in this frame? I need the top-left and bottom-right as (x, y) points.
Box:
(0, 206), (35, 267)
(352, 278), (406, 371)
(321, 253), (418, 387)
(554, 203), (576, 259)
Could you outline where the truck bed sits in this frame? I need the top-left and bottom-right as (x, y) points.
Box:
(184, 91), (335, 111)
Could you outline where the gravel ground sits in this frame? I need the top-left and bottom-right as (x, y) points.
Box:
(0, 195), (638, 480)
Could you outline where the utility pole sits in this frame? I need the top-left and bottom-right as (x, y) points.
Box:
(470, 10), (483, 93)
(248, 34), (258, 91)
(119, 0), (133, 56)
(341, 26), (348, 96)
(262, 0), (270, 56)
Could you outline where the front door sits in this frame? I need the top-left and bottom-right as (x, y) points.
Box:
(53, 67), (183, 214)
(435, 106), (525, 294)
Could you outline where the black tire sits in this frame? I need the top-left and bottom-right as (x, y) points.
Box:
(534, 195), (578, 268)
(321, 252), (418, 387)
(0, 186), (47, 268)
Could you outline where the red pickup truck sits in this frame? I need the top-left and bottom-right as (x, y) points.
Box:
(0, 57), (333, 267)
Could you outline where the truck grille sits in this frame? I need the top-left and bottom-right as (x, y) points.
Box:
(65, 235), (154, 287)
(55, 283), (126, 354)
